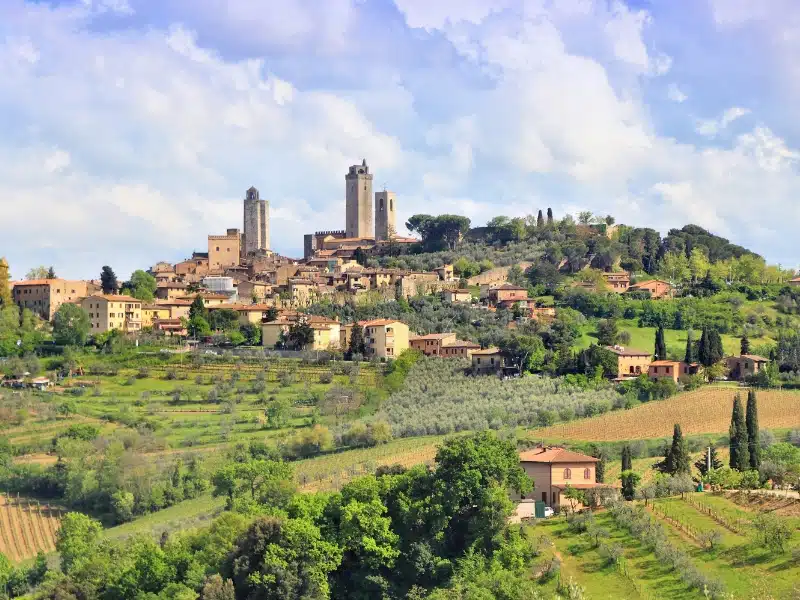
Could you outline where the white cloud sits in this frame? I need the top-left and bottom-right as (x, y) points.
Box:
(667, 83), (687, 103)
(696, 107), (750, 137)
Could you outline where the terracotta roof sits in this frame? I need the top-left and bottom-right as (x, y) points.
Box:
(649, 360), (682, 366)
(552, 483), (608, 490)
(155, 299), (193, 306)
(740, 354), (769, 362)
(629, 279), (671, 287)
(471, 347), (502, 356)
(493, 283), (527, 291)
(178, 293), (229, 300)
(605, 346), (651, 357)
(411, 333), (456, 341)
(443, 340), (481, 348)
(360, 318), (403, 327)
(157, 282), (188, 289)
(84, 294), (141, 303)
(518, 447), (600, 464)
(12, 279), (60, 286)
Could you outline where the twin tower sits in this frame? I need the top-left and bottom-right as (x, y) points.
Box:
(345, 159), (396, 241)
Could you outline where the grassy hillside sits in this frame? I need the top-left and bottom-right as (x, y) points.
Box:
(530, 388), (800, 442)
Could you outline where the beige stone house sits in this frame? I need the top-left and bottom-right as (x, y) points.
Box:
(410, 333), (481, 359)
(155, 282), (189, 300)
(80, 295), (142, 334)
(12, 279), (100, 321)
(725, 354), (769, 381)
(141, 304), (171, 328)
(261, 314), (340, 350)
(602, 272), (631, 293)
(208, 229), (241, 269)
(627, 279), (673, 299)
(605, 345), (652, 379)
(518, 447), (601, 508)
(443, 289), (473, 303)
(471, 348), (505, 375)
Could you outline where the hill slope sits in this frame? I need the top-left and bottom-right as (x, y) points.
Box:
(531, 387), (800, 441)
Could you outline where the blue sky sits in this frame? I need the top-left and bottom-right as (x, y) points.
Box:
(2, 0), (799, 280)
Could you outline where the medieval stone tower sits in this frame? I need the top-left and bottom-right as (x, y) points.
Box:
(243, 186), (269, 255)
(345, 159), (373, 239)
(374, 190), (396, 241)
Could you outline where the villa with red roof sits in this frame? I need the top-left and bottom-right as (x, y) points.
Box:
(518, 447), (606, 509)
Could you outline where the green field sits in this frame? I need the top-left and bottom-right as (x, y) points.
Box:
(577, 319), (744, 357)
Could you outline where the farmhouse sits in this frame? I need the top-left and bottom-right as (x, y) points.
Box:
(518, 447), (603, 509)
(648, 360), (700, 383)
(627, 279), (674, 299)
(471, 347), (505, 375)
(725, 354), (769, 381)
(605, 345), (652, 379)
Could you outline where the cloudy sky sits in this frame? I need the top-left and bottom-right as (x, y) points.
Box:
(2, 0), (800, 279)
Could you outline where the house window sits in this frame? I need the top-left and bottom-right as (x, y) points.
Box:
(563, 468), (572, 479)
(584, 468), (591, 480)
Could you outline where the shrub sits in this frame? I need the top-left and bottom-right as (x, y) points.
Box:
(319, 371), (334, 384)
(136, 367), (150, 379)
(165, 368), (177, 380)
(598, 542), (623, 565)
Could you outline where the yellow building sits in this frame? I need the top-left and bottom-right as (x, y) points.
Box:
(154, 299), (192, 320)
(177, 293), (229, 307)
(261, 314), (340, 350)
(605, 345), (652, 379)
(210, 304), (275, 326)
(518, 447), (602, 508)
(340, 319), (409, 359)
(142, 304), (171, 328)
(208, 229), (241, 270)
(12, 279), (100, 321)
(287, 278), (316, 306)
(80, 295), (142, 334)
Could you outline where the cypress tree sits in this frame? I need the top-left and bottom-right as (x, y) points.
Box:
(655, 326), (667, 361)
(537, 210), (545, 228)
(347, 323), (366, 359)
(729, 394), (749, 471)
(621, 445), (632, 472)
(698, 327), (710, 367)
(669, 424), (691, 475)
(46, 266), (56, 279)
(710, 330), (724, 365)
(590, 444), (607, 483)
(740, 334), (750, 356)
(684, 330), (696, 363)
(547, 207), (554, 225)
(100, 265), (118, 294)
(746, 389), (760, 470)
(695, 446), (723, 476)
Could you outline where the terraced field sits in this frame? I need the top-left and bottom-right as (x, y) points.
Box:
(532, 387), (800, 441)
(0, 495), (63, 562)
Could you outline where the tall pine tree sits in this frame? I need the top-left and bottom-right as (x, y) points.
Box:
(746, 389), (760, 470)
(669, 424), (691, 475)
(729, 394), (749, 471)
(100, 266), (118, 294)
(684, 330), (696, 363)
(536, 210), (545, 228)
(740, 334), (750, 356)
(621, 445), (632, 472)
(654, 326), (667, 361)
(347, 323), (366, 359)
(695, 446), (723, 476)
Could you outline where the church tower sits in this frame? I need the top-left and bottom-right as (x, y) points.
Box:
(345, 159), (373, 239)
(243, 186), (269, 255)
(374, 190), (396, 241)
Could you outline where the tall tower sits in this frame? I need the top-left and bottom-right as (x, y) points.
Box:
(374, 190), (396, 241)
(345, 159), (373, 239)
(243, 186), (269, 255)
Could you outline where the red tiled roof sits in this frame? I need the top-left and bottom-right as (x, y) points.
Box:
(85, 294), (141, 303)
(519, 447), (600, 464)
(410, 333), (456, 341)
(360, 318), (403, 327)
(740, 354), (769, 362)
(649, 360), (682, 366)
(443, 340), (481, 348)
(471, 347), (502, 356)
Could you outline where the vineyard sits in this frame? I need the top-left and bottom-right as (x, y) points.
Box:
(0, 494), (63, 563)
(531, 387), (800, 441)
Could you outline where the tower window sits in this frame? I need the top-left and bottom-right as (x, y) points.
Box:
(380, 198), (384, 210)
(390, 199), (393, 210)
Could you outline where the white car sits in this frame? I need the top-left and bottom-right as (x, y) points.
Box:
(543, 507), (554, 518)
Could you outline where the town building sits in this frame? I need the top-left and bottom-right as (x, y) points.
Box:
(627, 279), (674, 299)
(471, 347), (505, 375)
(243, 186), (270, 255)
(80, 295), (142, 334)
(208, 229), (242, 270)
(261, 313), (340, 350)
(12, 279), (100, 321)
(141, 304), (172, 328)
(648, 360), (700, 383)
(433, 264), (455, 282)
(790, 277), (800, 287)
(443, 289), (473, 303)
(605, 345), (652, 379)
(152, 318), (187, 336)
(602, 272), (631, 293)
(487, 283), (529, 307)
(439, 340), (481, 358)
(345, 160), (374, 239)
(340, 319), (409, 359)
(374, 190), (396, 241)
(410, 333), (458, 356)
(154, 282), (189, 300)
(153, 299), (193, 320)
(518, 447), (602, 508)
(725, 354), (769, 381)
